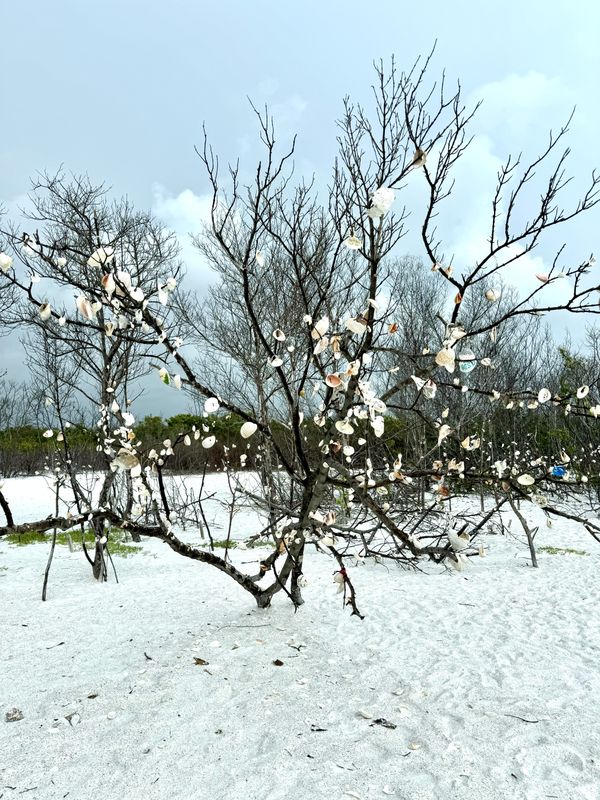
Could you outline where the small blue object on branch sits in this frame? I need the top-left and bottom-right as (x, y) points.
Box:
(551, 465), (567, 478)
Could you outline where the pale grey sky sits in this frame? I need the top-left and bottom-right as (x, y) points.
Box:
(2, 0), (599, 416)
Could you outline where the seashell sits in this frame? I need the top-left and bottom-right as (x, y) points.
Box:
(437, 424), (452, 445)
(346, 317), (368, 335)
(344, 235), (362, 250)
(313, 336), (329, 355)
(240, 421), (258, 439)
(87, 246), (115, 268)
(485, 289), (501, 302)
(0, 253), (13, 272)
(517, 474), (535, 486)
(367, 187), (395, 218)
(435, 347), (455, 372)
(112, 448), (140, 471)
(311, 316), (329, 340)
(101, 273), (116, 295)
(76, 295), (95, 320)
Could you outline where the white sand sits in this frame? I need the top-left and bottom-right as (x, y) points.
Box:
(2, 476), (600, 799)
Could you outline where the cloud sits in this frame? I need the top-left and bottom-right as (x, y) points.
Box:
(0, 191), (34, 230)
(270, 93), (307, 132)
(435, 72), (574, 289)
(417, 70), (593, 342)
(470, 72), (570, 140)
(253, 79), (308, 133)
(151, 185), (213, 286)
(235, 82), (308, 160)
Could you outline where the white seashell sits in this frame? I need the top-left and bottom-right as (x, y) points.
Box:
(115, 270), (132, 296)
(76, 295), (95, 320)
(537, 388), (551, 404)
(0, 253), (13, 273)
(577, 385), (589, 399)
(485, 289), (501, 302)
(87, 246), (115, 268)
(240, 421), (258, 439)
(411, 375), (426, 392)
(448, 530), (470, 552)
(369, 186), (395, 217)
(371, 416), (385, 438)
(311, 316), (329, 339)
(346, 317), (368, 335)
(204, 397), (219, 413)
(517, 474), (535, 486)
(313, 336), (329, 355)
(344, 235), (362, 250)
(113, 448), (140, 471)
(435, 347), (455, 372)
(101, 273), (115, 295)
(437, 424), (452, 445)
(202, 436), (216, 449)
(447, 324), (467, 342)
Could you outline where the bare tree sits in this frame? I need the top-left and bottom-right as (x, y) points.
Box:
(2, 54), (600, 614)
(0, 172), (183, 579)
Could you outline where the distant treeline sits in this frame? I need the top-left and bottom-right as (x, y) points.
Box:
(0, 412), (407, 476)
(1, 406), (600, 479)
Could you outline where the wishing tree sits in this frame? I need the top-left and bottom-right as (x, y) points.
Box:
(2, 54), (600, 614)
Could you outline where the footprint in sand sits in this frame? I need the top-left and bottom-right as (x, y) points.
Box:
(515, 742), (586, 782)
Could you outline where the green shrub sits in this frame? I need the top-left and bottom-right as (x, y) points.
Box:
(539, 545), (588, 556)
(6, 527), (142, 557)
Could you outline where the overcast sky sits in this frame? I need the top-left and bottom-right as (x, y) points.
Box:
(2, 0), (599, 416)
